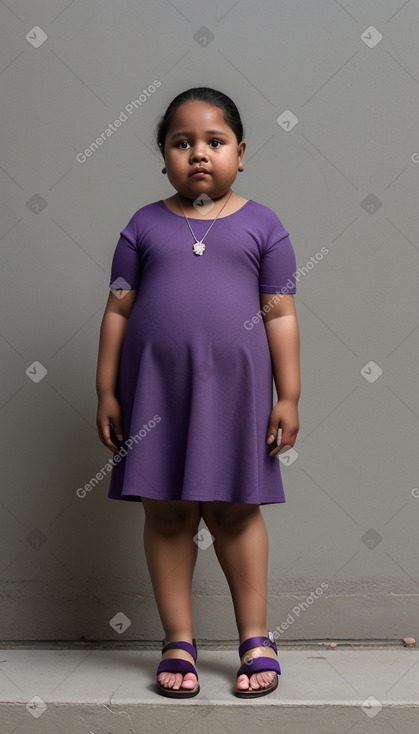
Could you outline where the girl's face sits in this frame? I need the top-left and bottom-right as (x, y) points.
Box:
(163, 100), (246, 201)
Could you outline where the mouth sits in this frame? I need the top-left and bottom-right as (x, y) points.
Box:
(190, 168), (210, 177)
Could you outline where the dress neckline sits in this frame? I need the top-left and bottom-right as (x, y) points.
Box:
(159, 198), (252, 221)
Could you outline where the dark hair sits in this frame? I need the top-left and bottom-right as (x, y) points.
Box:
(155, 87), (244, 155)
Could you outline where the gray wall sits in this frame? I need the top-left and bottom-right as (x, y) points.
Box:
(1, 0), (418, 642)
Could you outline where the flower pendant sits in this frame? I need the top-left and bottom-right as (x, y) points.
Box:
(193, 241), (206, 256)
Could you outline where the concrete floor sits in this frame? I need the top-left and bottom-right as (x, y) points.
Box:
(1, 646), (418, 733)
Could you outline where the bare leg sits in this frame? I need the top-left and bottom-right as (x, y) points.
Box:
(142, 498), (201, 691)
(202, 502), (278, 692)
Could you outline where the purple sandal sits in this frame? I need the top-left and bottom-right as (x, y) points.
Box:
(235, 634), (281, 698)
(156, 638), (200, 698)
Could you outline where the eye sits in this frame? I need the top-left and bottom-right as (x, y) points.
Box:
(177, 140), (190, 149)
(209, 139), (222, 148)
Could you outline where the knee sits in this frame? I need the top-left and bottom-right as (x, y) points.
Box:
(202, 503), (260, 534)
(144, 501), (200, 536)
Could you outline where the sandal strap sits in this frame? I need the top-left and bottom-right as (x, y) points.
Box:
(157, 658), (198, 679)
(238, 635), (277, 658)
(161, 639), (197, 661)
(237, 656), (281, 678)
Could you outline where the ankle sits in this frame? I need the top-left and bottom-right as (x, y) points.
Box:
(238, 627), (269, 644)
(163, 633), (195, 645)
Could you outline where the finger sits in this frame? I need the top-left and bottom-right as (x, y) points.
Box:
(100, 422), (120, 453)
(269, 433), (296, 456)
(113, 419), (124, 442)
(278, 434), (292, 450)
(280, 428), (298, 448)
(269, 439), (292, 457)
(266, 425), (281, 444)
(267, 426), (282, 456)
(270, 435), (297, 457)
(269, 424), (299, 454)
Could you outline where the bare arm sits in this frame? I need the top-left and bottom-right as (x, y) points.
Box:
(260, 293), (300, 456)
(95, 289), (137, 451)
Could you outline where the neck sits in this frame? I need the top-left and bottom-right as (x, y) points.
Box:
(177, 189), (233, 208)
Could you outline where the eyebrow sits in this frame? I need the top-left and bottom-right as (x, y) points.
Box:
(169, 129), (227, 139)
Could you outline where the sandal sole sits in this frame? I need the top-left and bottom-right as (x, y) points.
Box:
(234, 674), (278, 698)
(156, 682), (200, 698)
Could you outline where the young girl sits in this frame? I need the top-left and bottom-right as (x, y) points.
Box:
(96, 87), (300, 698)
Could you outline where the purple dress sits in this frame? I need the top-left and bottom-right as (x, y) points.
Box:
(107, 199), (297, 504)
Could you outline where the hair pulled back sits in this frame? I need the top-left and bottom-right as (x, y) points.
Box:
(155, 87), (244, 154)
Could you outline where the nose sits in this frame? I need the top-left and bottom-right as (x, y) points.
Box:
(190, 145), (208, 162)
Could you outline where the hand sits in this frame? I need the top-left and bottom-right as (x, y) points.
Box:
(266, 399), (299, 457)
(96, 394), (124, 452)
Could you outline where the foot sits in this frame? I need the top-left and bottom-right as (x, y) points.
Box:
(157, 644), (198, 692)
(236, 641), (279, 692)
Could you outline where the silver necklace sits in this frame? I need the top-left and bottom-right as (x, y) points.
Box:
(176, 190), (234, 255)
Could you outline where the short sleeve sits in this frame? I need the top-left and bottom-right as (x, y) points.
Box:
(109, 221), (140, 291)
(259, 230), (297, 295)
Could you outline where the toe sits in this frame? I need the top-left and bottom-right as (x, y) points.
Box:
(180, 672), (197, 690)
(158, 671), (197, 691)
(158, 671), (176, 688)
(172, 673), (184, 690)
(237, 673), (251, 690)
(157, 672), (168, 687)
(249, 673), (262, 690)
(250, 671), (276, 690)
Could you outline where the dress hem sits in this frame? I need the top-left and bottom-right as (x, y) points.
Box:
(108, 491), (286, 505)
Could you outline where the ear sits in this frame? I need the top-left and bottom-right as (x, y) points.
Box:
(237, 141), (246, 171)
